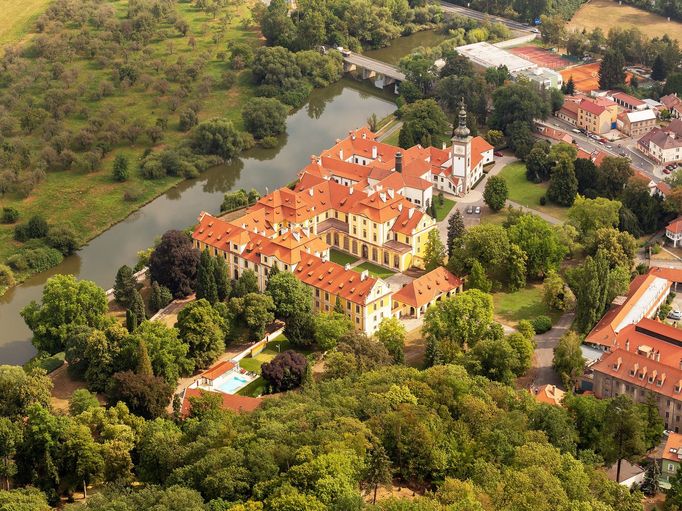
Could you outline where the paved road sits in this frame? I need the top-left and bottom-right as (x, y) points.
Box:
(343, 54), (406, 81)
(438, 1), (532, 33)
(550, 116), (658, 175)
(532, 311), (574, 387)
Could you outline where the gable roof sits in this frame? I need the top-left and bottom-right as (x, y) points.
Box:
(532, 384), (565, 406)
(668, 216), (682, 235)
(663, 432), (682, 463)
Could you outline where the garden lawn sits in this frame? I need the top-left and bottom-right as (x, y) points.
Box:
(433, 197), (455, 221)
(382, 129), (400, 146)
(330, 249), (359, 267)
(493, 285), (561, 326)
(354, 261), (396, 279)
(498, 162), (569, 222)
(0, 0), (53, 45)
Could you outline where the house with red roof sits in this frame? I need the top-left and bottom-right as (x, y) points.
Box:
(392, 266), (463, 318)
(531, 384), (565, 406)
(667, 217), (682, 247)
(660, 432), (682, 489)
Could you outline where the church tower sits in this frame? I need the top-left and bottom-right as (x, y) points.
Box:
(450, 98), (472, 193)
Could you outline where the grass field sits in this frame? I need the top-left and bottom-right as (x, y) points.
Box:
(493, 285), (561, 326)
(0, 0), (53, 45)
(568, 0), (682, 41)
(330, 249), (359, 267)
(498, 162), (569, 222)
(433, 197), (455, 221)
(0, 0), (260, 288)
(354, 261), (396, 279)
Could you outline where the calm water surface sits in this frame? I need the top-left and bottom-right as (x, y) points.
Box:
(0, 78), (395, 365)
(364, 30), (450, 65)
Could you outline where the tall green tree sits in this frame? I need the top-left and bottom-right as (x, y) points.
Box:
(176, 299), (227, 370)
(563, 76), (575, 95)
(483, 175), (508, 211)
(423, 229), (445, 271)
(112, 154), (129, 182)
(467, 259), (491, 293)
(232, 269), (259, 297)
(598, 51), (626, 90)
(601, 395), (646, 484)
(375, 317), (406, 364)
(652, 54), (667, 81)
(213, 256), (230, 301)
(567, 252), (611, 333)
(196, 249), (218, 304)
(547, 155), (578, 207)
(362, 444), (392, 505)
(114, 265), (136, 308)
(446, 209), (465, 256)
(552, 331), (585, 388)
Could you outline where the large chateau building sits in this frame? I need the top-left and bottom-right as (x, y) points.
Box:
(191, 104), (491, 334)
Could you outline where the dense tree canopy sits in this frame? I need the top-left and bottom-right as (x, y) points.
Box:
(149, 230), (200, 298)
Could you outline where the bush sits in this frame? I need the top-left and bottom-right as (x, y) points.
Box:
(0, 264), (15, 288)
(46, 224), (79, 255)
(8, 246), (63, 273)
(112, 154), (129, 182)
(539, 195), (547, 206)
(179, 108), (198, 131)
(260, 136), (278, 148)
(241, 97), (288, 139)
(531, 315), (552, 334)
(14, 214), (48, 241)
(123, 188), (142, 202)
(1, 207), (19, 224)
(13, 223), (31, 242)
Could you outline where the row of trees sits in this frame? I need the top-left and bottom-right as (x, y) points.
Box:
(0, 355), (652, 509)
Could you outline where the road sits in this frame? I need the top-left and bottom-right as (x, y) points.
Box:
(532, 311), (574, 387)
(342, 53), (406, 81)
(438, 1), (533, 33)
(549, 116), (658, 175)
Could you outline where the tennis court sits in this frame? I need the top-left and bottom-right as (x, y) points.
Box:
(508, 46), (572, 70)
(560, 62), (633, 93)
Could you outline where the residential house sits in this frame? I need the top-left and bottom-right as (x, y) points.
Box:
(605, 460), (645, 488)
(578, 98), (617, 135)
(617, 109), (657, 138)
(608, 91), (648, 111)
(531, 384), (565, 406)
(537, 125), (574, 144)
(667, 217), (682, 247)
(638, 119), (682, 163)
(516, 67), (563, 89)
(557, 99), (580, 125)
(661, 93), (682, 118)
(392, 266), (463, 318)
(660, 432), (682, 489)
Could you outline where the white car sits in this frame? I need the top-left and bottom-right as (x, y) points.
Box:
(530, 28), (540, 34)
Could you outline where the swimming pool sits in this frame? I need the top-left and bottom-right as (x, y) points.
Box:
(213, 373), (252, 394)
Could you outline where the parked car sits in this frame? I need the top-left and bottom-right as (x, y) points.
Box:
(668, 309), (682, 321)
(466, 205), (473, 214)
(571, 128), (581, 134)
(474, 206), (481, 214)
(530, 28), (540, 34)
(664, 168), (672, 174)
(494, 151), (503, 157)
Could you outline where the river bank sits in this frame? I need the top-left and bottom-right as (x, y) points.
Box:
(0, 78), (397, 365)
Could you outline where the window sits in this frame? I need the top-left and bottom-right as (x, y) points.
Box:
(316, 289), (320, 297)
(325, 292), (329, 301)
(356, 305), (360, 313)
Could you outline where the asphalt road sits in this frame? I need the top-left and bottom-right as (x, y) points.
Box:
(343, 54), (406, 81)
(549, 116), (658, 175)
(438, 1), (532, 33)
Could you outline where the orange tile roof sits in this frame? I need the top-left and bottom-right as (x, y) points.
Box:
(668, 217), (682, 235)
(295, 253), (386, 305)
(592, 346), (682, 401)
(532, 384), (565, 406)
(392, 267), (462, 308)
(663, 432), (682, 463)
(579, 99), (607, 116)
(390, 206), (429, 235)
(201, 360), (236, 380)
(181, 388), (261, 417)
(585, 274), (671, 348)
(648, 266), (682, 283)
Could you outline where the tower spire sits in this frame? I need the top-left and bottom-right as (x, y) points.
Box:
(453, 97), (470, 140)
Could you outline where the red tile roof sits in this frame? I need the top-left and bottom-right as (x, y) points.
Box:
(392, 267), (462, 308)
(663, 432), (682, 463)
(295, 253), (387, 305)
(668, 217), (682, 235)
(181, 388), (261, 416)
(532, 384), (565, 406)
(579, 99), (607, 116)
(648, 266), (682, 283)
(611, 91), (646, 108)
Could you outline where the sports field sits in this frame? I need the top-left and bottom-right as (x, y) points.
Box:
(509, 46), (572, 70)
(568, 0), (682, 41)
(561, 61), (633, 93)
(0, 0), (52, 45)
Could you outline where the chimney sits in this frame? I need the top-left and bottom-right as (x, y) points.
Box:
(339, 149), (344, 160)
(625, 339), (630, 352)
(360, 270), (369, 281)
(408, 208), (414, 219)
(372, 146), (378, 159)
(395, 152), (403, 173)
(349, 187), (354, 195)
(362, 132), (367, 140)
(657, 351), (661, 362)
(309, 188), (314, 197)
(345, 263), (351, 271)
(442, 142), (446, 150)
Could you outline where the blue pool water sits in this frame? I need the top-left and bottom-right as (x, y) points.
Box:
(214, 374), (251, 394)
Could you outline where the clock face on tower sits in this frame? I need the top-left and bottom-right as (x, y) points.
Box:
(452, 144), (465, 156)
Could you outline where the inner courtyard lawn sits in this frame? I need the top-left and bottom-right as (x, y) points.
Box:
(493, 284), (561, 326)
(329, 249), (359, 267)
(354, 261), (396, 279)
(497, 162), (569, 222)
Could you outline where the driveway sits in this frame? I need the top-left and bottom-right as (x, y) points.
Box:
(531, 311), (574, 388)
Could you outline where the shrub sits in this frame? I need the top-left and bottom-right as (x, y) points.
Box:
(1, 207), (19, 224)
(112, 153), (129, 182)
(261, 350), (308, 393)
(27, 215), (49, 238)
(221, 71), (237, 90)
(539, 195), (547, 206)
(241, 97), (288, 139)
(46, 224), (79, 255)
(0, 264), (15, 288)
(260, 136), (278, 148)
(179, 108), (198, 131)
(13, 223), (31, 242)
(123, 188), (142, 202)
(8, 246), (63, 273)
(531, 315), (552, 334)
